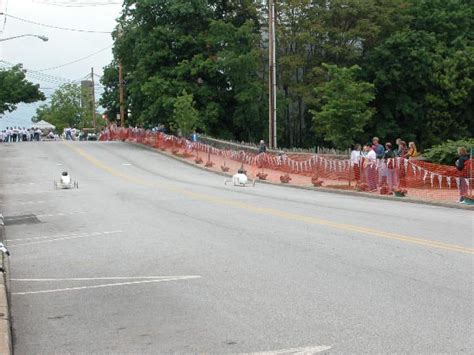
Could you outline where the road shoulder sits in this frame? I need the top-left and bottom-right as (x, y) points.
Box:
(126, 141), (474, 211)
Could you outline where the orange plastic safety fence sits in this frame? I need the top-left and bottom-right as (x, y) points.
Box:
(99, 128), (473, 204)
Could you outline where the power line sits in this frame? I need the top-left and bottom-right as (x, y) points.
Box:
(36, 45), (112, 71)
(0, 61), (104, 92)
(1, 0), (9, 34)
(0, 60), (78, 83)
(3, 13), (112, 34)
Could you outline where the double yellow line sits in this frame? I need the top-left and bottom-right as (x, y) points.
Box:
(65, 143), (474, 255)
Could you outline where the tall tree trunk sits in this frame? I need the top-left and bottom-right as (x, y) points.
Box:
(298, 96), (303, 146)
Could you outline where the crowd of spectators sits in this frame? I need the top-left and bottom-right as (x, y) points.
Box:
(350, 137), (472, 203)
(0, 127), (55, 142)
(350, 137), (419, 193)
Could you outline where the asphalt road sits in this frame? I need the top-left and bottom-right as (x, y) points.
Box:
(0, 141), (472, 354)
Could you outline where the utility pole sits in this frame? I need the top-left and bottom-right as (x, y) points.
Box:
(117, 24), (126, 128)
(118, 61), (125, 128)
(268, 0), (277, 149)
(91, 67), (97, 131)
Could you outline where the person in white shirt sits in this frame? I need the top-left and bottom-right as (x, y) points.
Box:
(5, 128), (11, 142)
(350, 144), (362, 182)
(35, 128), (42, 141)
(363, 143), (377, 192)
(21, 127), (27, 142)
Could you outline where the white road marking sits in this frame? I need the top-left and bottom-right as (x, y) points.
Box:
(121, 163), (132, 166)
(11, 276), (189, 282)
(3, 215), (39, 221)
(36, 211), (87, 218)
(8, 230), (122, 242)
(0, 200), (45, 206)
(0, 181), (49, 187)
(4, 211), (87, 220)
(248, 345), (332, 354)
(3, 212), (85, 221)
(8, 230), (123, 247)
(2, 191), (53, 195)
(12, 275), (202, 295)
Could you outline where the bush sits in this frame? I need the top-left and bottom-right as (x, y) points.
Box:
(423, 139), (474, 165)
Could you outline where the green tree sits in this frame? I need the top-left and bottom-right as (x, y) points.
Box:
(99, 61), (121, 123)
(311, 64), (375, 149)
(103, 0), (265, 139)
(423, 139), (474, 165)
(0, 65), (45, 115)
(100, 0), (472, 150)
(365, 0), (474, 148)
(276, 0), (410, 147)
(33, 83), (91, 132)
(173, 90), (200, 136)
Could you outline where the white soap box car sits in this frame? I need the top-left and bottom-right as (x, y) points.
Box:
(54, 171), (78, 189)
(225, 169), (255, 187)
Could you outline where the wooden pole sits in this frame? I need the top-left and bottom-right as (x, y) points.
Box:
(118, 61), (125, 128)
(91, 67), (97, 131)
(268, 0), (277, 149)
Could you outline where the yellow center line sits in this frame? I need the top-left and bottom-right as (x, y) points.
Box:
(65, 142), (474, 255)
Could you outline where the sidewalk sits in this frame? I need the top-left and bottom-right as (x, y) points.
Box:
(0, 218), (12, 355)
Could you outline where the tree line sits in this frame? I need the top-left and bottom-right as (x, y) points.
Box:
(95, 0), (472, 150)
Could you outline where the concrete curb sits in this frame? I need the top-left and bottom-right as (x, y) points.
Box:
(0, 220), (12, 355)
(125, 141), (474, 211)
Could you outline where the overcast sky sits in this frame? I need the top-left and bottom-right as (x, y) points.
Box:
(0, 0), (122, 129)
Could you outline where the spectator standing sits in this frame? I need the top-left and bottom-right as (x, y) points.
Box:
(21, 127), (28, 142)
(258, 140), (267, 154)
(364, 143), (377, 192)
(383, 143), (397, 191)
(405, 142), (418, 159)
(372, 137), (384, 185)
(34, 128), (42, 141)
(5, 127), (12, 142)
(372, 137), (385, 159)
(396, 140), (408, 157)
(455, 147), (471, 203)
(12, 127), (19, 142)
(350, 144), (362, 181)
(65, 127), (73, 140)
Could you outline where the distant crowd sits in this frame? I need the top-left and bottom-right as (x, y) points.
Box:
(349, 137), (417, 193)
(0, 126), (100, 143)
(0, 127), (56, 142)
(348, 137), (471, 203)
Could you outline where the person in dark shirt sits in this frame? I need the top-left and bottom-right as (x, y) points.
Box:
(395, 139), (408, 157)
(455, 147), (471, 203)
(258, 140), (267, 154)
(383, 142), (397, 191)
(372, 137), (385, 159)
